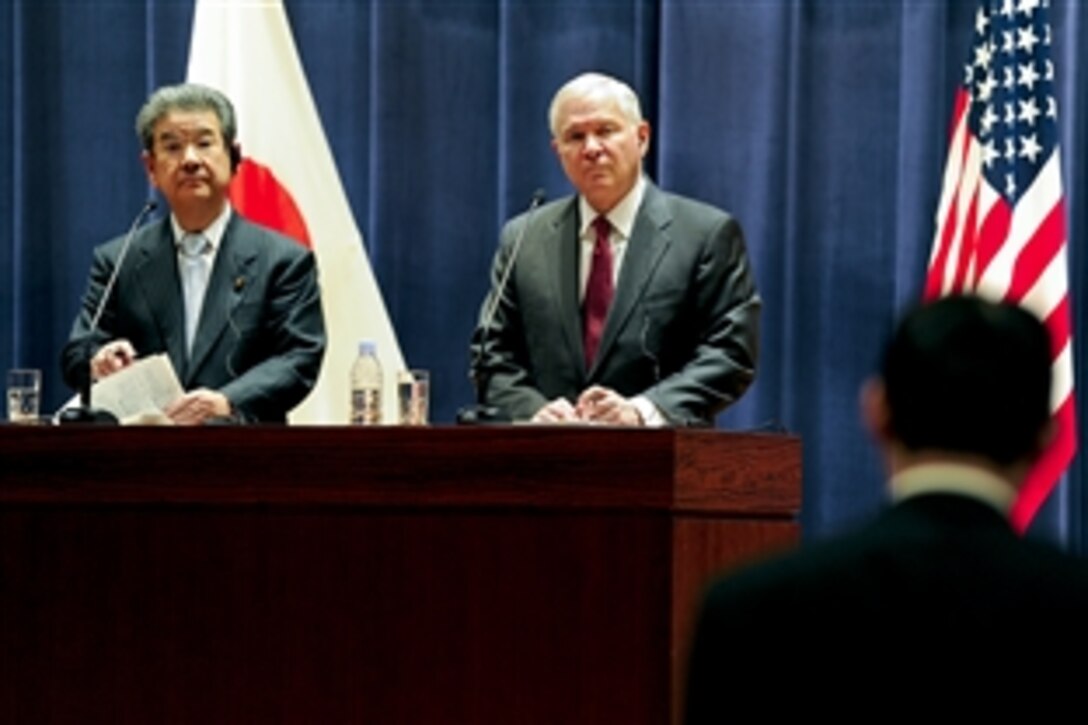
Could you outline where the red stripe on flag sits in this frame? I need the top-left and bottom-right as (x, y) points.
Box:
(948, 88), (969, 147)
(1006, 200), (1065, 304)
(972, 196), (1011, 282)
(926, 203), (957, 298)
(1010, 394), (1077, 532)
(926, 90), (973, 301)
(950, 187), (980, 293)
(1044, 295), (1072, 359)
(925, 195), (958, 300)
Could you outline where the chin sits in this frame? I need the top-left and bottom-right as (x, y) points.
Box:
(177, 187), (215, 200)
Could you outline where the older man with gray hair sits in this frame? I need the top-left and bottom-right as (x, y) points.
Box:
(471, 72), (760, 426)
(62, 83), (326, 424)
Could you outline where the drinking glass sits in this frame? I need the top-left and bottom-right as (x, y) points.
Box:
(7, 369), (41, 424)
(397, 369), (430, 426)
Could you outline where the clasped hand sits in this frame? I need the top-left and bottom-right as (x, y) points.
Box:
(531, 385), (643, 426)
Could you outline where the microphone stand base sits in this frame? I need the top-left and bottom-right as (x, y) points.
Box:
(57, 407), (120, 425)
(455, 404), (510, 426)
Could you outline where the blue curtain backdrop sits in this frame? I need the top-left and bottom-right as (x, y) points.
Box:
(2, 0), (1084, 547)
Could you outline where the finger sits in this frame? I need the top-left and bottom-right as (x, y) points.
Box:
(93, 341), (136, 378)
(576, 386), (610, 407)
(113, 341), (136, 365)
(534, 399), (575, 423)
(164, 393), (194, 419)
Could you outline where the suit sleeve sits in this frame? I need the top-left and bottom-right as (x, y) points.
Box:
(643, 213), (760, 425)
(217, 246), (326, 422)
(469, 216), (550, 420)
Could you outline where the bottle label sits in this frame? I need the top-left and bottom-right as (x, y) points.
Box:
(350, 388), (382, 425)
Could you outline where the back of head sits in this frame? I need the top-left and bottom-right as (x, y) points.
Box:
(881, 295), (1051, 465)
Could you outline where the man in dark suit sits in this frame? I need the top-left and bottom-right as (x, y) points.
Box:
(62, 83), (325, 424)
(684, 296), (1088, 717)
(471, 72), (759, 426)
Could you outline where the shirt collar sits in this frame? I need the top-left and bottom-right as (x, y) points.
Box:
(171, 203), (232, 252)
(578, 174), (647, 241)
(889, 462), (1017, 515)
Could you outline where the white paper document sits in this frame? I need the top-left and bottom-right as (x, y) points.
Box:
(89, 354), (185, 424)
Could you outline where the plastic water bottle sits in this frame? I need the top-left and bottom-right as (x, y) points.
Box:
(350, 340), (383, 425)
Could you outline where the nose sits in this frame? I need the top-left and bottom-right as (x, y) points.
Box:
(181, 143), (201, 169)
(582, 134), (603, 158)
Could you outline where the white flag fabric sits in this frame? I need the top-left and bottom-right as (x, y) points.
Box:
(187, 0), (404, 423)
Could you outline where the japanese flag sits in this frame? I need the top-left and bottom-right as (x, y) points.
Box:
(187, 0), (404, 423)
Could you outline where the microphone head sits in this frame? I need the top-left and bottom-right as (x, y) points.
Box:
(531, 188), (547, 206)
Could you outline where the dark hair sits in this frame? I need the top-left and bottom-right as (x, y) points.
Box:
(880, 296), (1051, 465)
(135, 83), (237, 152)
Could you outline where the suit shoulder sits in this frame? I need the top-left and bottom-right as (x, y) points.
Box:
(503, 195), (574, 230)
(706, 526), (871, 602)
(647, 189), (745, 247)
(656, 189), (737, 224)
(233, 216), (314, 259)
(499, 195), (576, 248)
(95, 217), (169, 258)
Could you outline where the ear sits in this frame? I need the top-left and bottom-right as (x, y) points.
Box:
(229, 142), (242, 174)
(141, 150), (159, 188)
(860, 377), (893, 444)
(637, 120), (651, 157)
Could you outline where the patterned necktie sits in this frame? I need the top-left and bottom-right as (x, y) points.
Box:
(180, 232), (211, 356)
(583, 216), (614, 369)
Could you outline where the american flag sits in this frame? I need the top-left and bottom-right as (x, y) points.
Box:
(926, 0), (1075, 531)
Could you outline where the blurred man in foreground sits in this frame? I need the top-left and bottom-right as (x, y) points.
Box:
(685, 296), (1088, 717)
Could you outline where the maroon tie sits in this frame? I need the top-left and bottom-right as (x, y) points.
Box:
(583, 216), (614, 369)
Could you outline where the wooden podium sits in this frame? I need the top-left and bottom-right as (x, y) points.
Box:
(0, 426), (800, 724)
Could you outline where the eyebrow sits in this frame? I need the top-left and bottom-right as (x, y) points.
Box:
(156, 127), (217, 141)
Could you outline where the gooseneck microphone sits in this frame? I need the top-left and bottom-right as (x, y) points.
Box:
(59, 200), (158, 425)
(457, 189), (546, 425)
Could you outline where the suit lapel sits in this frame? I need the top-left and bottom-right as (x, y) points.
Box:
(187, 217), (258, 382)
(591, 184), (672, 376)
(548, 201), (587, 376)
(131, 220), (187, 376)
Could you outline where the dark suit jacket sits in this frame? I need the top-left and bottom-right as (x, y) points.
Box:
(62, 214), (326, 423)
(471, 182), (760, 425)
(684, 491), (1088, 719)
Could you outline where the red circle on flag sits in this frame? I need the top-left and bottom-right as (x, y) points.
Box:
(229, 157), (312, 248)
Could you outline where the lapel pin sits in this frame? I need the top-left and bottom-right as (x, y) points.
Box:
(234, 276), (246, 291)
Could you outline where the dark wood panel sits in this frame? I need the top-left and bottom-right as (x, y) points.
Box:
(1, 508), (678, 724)
(0, 427), (800, 515)
(0, 427), (801, 724)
